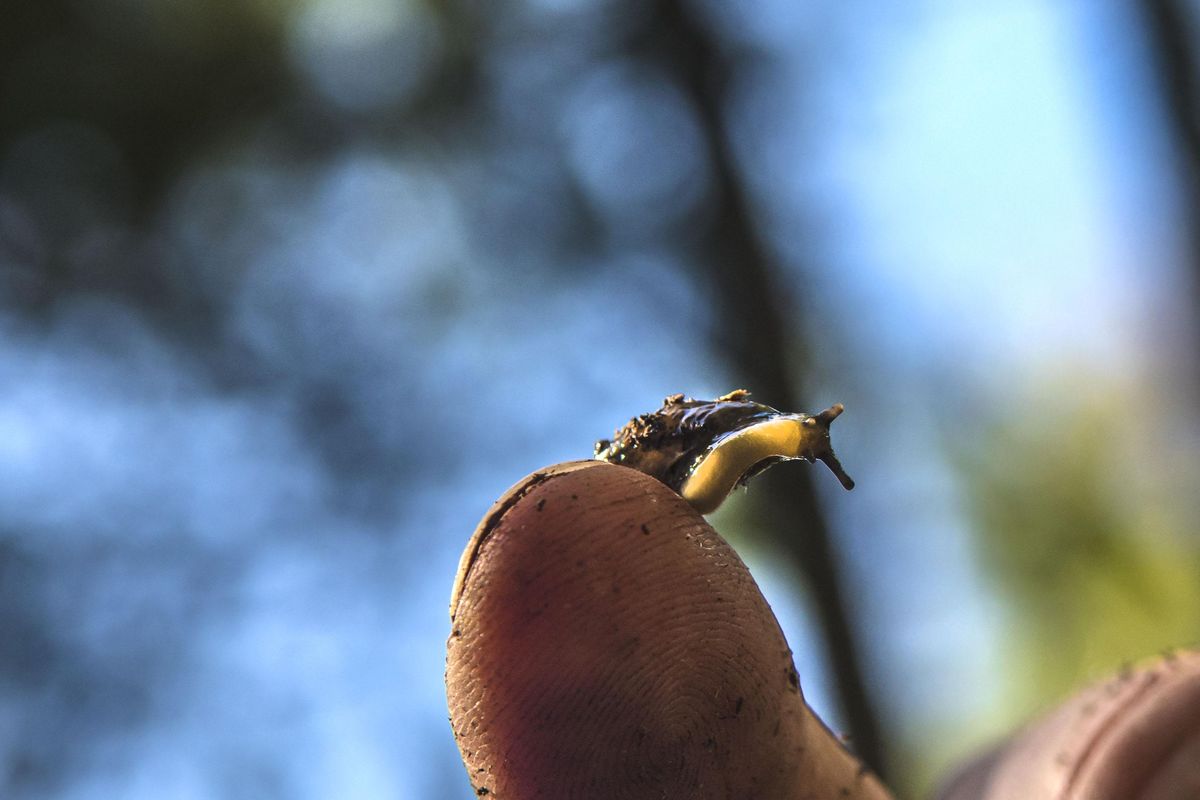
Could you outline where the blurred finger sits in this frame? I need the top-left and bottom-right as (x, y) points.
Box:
(937, 650), (1200, 800)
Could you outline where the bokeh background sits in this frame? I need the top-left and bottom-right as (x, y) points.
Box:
(3, 0), (1200, 797)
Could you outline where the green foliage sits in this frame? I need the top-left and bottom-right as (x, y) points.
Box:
(956, 382), (1200, 708)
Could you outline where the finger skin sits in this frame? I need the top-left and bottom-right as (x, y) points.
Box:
(937, 650), (1200, 800)
(446, 460), (891, 800)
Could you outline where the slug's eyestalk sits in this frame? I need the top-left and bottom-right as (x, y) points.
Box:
(594, 390), (855, 514)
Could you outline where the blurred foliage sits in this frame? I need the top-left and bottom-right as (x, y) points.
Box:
(954, 378), (1200, 709)
(0, 0), (288, 206)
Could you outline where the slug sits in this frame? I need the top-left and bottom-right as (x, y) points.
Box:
(446, 391), (892, 799)
(593, 390), (855, 514)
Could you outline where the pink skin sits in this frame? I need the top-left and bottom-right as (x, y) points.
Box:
(937, 650), (1200, 800)
(447, 461), (890, 800)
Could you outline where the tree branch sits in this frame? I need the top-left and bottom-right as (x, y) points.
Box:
(645, 0), (890, 778)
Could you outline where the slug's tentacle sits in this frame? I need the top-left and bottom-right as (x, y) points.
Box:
(595, 391), (854, 514)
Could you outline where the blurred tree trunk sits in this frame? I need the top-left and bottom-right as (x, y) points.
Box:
(1139, 0), (1200, 365)
(646, 1), (890, 779)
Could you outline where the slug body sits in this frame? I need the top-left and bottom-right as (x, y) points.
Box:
(594, 391), (854, 514)
(679, 411), (851, 514)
